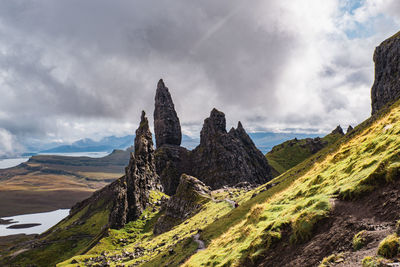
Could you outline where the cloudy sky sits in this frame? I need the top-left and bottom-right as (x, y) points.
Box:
(0, 0), (400, 156)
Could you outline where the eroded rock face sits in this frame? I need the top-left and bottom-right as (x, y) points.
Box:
(154, 79), (182, 148)
(125, 111), (162, 222)
(70, 111), (161, 229)
(347, 125), (354, 134)
(331, 125), (344, 136)
(371, 32), (400, 114)
(153, 80), (273, 194)
(155, 144), (190, 196)
(191, 109), (273, 189)
(153, 174), (211, 235)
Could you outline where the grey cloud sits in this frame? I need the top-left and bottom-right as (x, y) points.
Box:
(0, 0), (398, 153)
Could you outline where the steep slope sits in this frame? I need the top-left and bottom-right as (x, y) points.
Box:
(181, 93), (400, 267)
(55, 97), (400, 267)
(1, 111), (163, 267)
(266, 126), (345, 175)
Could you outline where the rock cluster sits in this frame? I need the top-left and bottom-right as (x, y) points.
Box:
(190, 109), (274, 189)
(153, 81), (274, 194)
(153, 174), (211, 235)
(70, 111), (161, 229)
(371, 32), (400, 114)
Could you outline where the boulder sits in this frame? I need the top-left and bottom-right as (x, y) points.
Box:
(154, 174), (211, 235)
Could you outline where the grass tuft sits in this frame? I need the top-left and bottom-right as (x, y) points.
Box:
(377, 234), (400, 258)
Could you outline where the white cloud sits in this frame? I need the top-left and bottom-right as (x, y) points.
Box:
(0, 128), (23, 157)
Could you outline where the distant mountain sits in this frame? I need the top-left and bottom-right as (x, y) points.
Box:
(35, 132), (321, 155)
(39, 135), (135, 153)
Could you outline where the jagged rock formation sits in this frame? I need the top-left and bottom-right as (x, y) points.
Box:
(154, 79), (182, 148)
(153, 174), (211, 235)
(71, 111), (160, 229)
(155, 144), (190, 195)
(153, 80), (274, 194)
(125, 111), (162, 222)
(347, 125), (354, 133)
(331, 125), (344, 135)
(191, 109), (273, 189)
(371, 31), (400, 114)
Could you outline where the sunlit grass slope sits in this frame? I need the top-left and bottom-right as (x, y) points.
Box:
(55, 99), (400, 266)
(59, 190), (236, 266)
(266, 131), (343, 175)
(181, 101), (400, 266)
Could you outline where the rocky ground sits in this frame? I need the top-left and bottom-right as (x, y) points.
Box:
(258, 180), (400, 267)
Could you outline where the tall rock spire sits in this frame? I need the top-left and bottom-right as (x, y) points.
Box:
(125, 110), (161, 221)
(70, 111), (161, 230)
(154, 79), (182, 148)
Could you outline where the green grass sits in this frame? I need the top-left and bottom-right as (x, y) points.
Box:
(5, 199), (111, 267)
(362, 256), (386, 267)
(353, 230), (367, 250)
(377, 234), (400, 258)
(319, 253), (344, 267)
(28, 98), (400, 266)
(180, 99), (400, 266)
(266, 132), (343, 175)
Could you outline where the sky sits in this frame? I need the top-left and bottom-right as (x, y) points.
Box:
(0, 0), (400, 157)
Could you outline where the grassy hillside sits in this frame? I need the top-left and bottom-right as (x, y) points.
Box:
(266, 129), (344, 174)
(51, 98), (400, 266)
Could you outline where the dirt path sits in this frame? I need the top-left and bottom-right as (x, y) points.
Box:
(193, 233), (205, 252)
(224, 199), (236, 208)
(257, 181), (400, 267)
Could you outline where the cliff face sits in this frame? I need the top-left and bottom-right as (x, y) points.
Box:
(371, 31), (400, 114)
(191, 109), (273, 189)
(125, 111), (162, 222)
(153, 81), (274, 194)
(70, 111), (161, 229)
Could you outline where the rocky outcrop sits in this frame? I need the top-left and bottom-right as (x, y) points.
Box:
(371, 31), (400, 114)
(125, 111), (162, 222)
(153, 80), (190, 195)
(347, 125), (354, 134)
(154, 79), (182, 148)
(70, 111), (160, 229)
(155, 144), (190, 196)
(154, 80), (274, 194)
(331, 125), (344, 135)
(190, 109), (273, 189)
(153, 174), (211, 235)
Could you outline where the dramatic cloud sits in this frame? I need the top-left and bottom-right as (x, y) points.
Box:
(0, 128), (23, 157)
(0, 0), (399, 154)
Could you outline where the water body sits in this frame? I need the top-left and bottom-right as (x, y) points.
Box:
(0, 209), (70, 236)
(0, 151), (110, 169)
(37, 151), (109, 158)
(0, 157), (30, 169)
